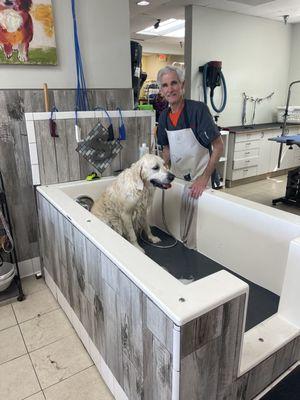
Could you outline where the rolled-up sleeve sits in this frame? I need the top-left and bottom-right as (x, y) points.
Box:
(157, 113), (169, 146)
(196, 104), (220, 147)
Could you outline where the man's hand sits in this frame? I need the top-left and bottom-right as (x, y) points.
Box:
(188, 175), (209, 199)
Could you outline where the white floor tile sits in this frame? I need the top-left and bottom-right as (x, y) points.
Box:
(21, 276), (46, 296)
(20, 309), (74, 352)
(225, 174), (300, 216)
(12, 288), (59, 323)
(0, 354), (40, 400)
(30, 334), (93, 389)
(25, 392), (45, 400)
(0, 304), (17, 331)
(0, 325), (26, 365)
(43, 366), (114, 400)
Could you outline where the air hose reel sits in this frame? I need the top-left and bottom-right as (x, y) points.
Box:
(199, 61), (227, 113)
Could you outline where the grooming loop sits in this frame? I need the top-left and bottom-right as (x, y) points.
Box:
(242, 91), (274, 126)
(0, 210), (13, 254)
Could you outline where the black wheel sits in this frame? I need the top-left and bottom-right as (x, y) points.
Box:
(17, 294), (25, 301)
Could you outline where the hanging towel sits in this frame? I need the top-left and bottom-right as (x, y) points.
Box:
(180, 184), (198, 250)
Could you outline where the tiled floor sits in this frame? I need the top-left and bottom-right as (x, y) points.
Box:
(224, 174), (300, 216)
(0, 173), (298, 400)
(0, 276), (114, 400)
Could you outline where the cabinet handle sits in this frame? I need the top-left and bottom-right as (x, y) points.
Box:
(245, 152), (250, 155)
(243, 169), (248, 172)
(245, 160), (250, 163)
(245, 143), (251, 146)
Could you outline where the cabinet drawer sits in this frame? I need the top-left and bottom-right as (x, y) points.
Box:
(234, 148), (259, 160)
(234, 140), (260, 151)
(235, 132), (262, 142)
(232, 166), (258, 180)
(233, 156), (259, 169)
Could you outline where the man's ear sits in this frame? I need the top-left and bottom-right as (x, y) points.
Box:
(182, 80), (185, 93)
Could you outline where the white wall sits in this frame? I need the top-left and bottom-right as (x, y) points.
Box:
(288, 23), (300, 105)
(141, 40), (184, 56)
(185, 6), (291, 127)
(0, 0), (132, 89)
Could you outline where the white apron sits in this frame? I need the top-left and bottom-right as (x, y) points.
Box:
(165, 106), (210, 183)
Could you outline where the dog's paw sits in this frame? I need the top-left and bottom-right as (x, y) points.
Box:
(148, 235), (161, 244)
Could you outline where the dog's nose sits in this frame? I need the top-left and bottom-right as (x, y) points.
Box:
(168, 172), (175, 181)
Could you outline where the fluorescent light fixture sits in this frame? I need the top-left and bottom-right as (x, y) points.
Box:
(137, 18), (185, 37)
(137, 1), (150, 5)
(167, 28), (185, 38)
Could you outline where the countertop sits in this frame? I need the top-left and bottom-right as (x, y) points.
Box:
(227, 122), (300, 134)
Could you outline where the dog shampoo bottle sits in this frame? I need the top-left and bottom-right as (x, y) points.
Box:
(139, 142), (149, 158)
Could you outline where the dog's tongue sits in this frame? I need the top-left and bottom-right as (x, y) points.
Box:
(162, 183), (172, 189)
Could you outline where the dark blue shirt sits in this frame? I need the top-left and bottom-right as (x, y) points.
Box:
(157, 99), (220, 149)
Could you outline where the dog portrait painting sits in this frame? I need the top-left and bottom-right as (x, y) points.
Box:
(0, 0), (57, 64)
(91, 154), (175, 253)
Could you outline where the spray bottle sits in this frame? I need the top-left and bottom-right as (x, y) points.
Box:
(139, 142), (149, 158)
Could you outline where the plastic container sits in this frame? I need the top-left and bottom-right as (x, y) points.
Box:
(277, 106), (300, 123)
(138, 104), (153, 111)
(139, 142), (149, 158)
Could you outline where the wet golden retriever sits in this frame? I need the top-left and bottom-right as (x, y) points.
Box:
(91, 154), (174, 252)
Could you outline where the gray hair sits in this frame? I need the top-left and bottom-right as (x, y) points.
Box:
(157, 65), (185, 87)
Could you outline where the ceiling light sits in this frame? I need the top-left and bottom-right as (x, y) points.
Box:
(137, 1), (150, 5)
(137, 19), (185, 37)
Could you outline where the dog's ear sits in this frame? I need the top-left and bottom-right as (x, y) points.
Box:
(131, 160), (144, 191)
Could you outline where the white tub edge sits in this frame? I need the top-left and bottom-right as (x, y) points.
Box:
(37, 182), (248, 326)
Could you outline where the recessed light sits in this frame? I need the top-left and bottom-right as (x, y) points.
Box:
(137, 1), (150, 5)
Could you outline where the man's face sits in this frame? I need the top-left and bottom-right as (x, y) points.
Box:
(160, 71), (184, 106)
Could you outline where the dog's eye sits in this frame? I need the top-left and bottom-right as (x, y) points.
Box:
(152, 165), (160, 171)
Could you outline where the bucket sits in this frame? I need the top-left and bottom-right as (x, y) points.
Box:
(0, 262), (15, 292)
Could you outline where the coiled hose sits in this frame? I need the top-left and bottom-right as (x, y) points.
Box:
(202, 63), (227, 113)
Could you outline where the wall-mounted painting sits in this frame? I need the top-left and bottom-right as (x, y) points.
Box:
(0, 0), (57, 65)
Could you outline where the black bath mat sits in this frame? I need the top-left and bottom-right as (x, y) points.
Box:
(141, 227), (279, 331)
(260, 365), (300, 400)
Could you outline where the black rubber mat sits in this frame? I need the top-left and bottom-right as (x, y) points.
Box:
(260, 365), (300, 399)
(140, 228), (279, 331)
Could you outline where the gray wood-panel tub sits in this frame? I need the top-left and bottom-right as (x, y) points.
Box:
(0, 88), (132, 268)
(36, 179), (300, 400)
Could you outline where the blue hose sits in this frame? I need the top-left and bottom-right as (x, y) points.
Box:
(71, 0), (89, 115)
(202, 64), (227, 113)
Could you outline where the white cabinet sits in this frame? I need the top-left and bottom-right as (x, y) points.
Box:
(226, 130), (262, 182)
(259, 131), (278, 174)
(216, 130), (229, 188)
(226, 125), (300, 185)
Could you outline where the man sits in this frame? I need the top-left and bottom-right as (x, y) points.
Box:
(157, 65), (224, 199)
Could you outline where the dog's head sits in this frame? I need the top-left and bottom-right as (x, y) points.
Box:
(135, 153), (175, 190)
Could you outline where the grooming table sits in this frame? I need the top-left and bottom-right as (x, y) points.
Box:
(268, 135), (300, 206)
(268, 134), (300, 147)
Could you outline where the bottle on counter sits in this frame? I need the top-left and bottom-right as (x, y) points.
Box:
(139, 142), (149, 158)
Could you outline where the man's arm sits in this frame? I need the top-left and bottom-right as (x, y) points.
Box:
(189, 135), (224, 199)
